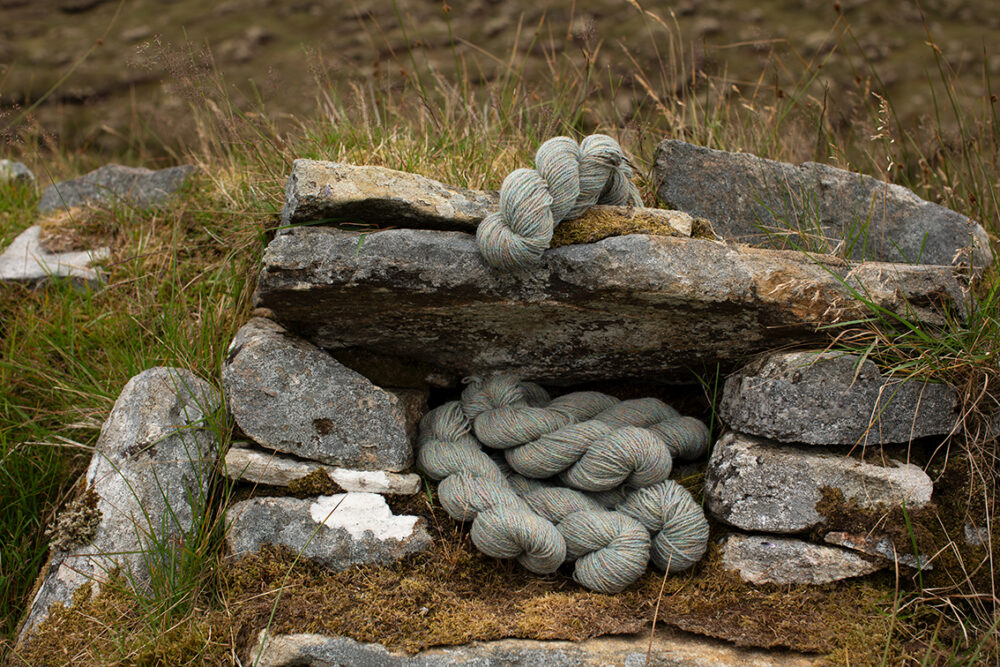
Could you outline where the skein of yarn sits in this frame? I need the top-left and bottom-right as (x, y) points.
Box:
(417, 402), (566, 574)
(476, 134), (643, 270)
(461, 375), (709, 493)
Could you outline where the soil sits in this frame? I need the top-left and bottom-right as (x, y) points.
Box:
(2, 0), (998, 156)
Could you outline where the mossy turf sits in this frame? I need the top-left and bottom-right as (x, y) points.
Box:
(19, 486), (899, 665)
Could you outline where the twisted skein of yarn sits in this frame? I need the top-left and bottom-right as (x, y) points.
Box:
(476, 134), (643, 270)
(461, 375), (709, 493)
(416, 402), (566, 574)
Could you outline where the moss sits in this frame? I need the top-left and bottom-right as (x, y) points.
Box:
(214, 492), (904, 662)
(18, 578), (231, 665)
(550, 208), (720, 248)
(286, 468), (339, 497)
(45, 486), (101, 552)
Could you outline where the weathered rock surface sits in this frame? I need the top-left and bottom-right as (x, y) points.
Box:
(222, 318), (412, 470)
(249, 627), (818, 667)
(19, 367), (220, 642)
(226, 494), (431, 570)
(0, 159), (34, 183)
(824, 531), (931, 570)
(254, 226), (965, 385)
(720, 351), (961, 445)
(38, 164), (195, 213)
(224, 444), (421, 494)
(720, 534), (883, 585)
(704, 432), (933, 533)
(654, 139), (993, 268)
(280, 160), (497, 231)
(0, 225), (109, 287)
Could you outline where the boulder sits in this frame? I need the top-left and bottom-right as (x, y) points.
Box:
(226, 494), (431, 570)
(38, 164), (195, 213)
(0, 225), (109, 287)
(222, 318), (412, 471)
(18, 368), (221, 642)
(0, 159), (34, 183)
(254, 226), (965, 385)
(224, 444), (421, 495)
(704, 432), (932, 533)
(654, 139), (993, 268)
(280, 160), (497, 232)
(720, 350), (961, 445)
(248, 627), (818, 667)
(719, 534), (883, 585)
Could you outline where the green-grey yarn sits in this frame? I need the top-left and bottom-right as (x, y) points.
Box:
(510, 475), (651, 594)
(476, 134), (643, 271)
(417, 401), (566, 574)
(462, 375), (709, 493)
(617, 480), (710, 573)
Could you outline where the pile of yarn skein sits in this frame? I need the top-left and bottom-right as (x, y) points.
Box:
(416, 375), (711, 594)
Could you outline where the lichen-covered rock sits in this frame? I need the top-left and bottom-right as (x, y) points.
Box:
(280, 160), (497, 232)
(654, 139), (993, 268)
(254, 226), (965, 385)
(249, 627), (819, 667)
(0, 225), (109, 287)
(38, 164), (195, 213)
(224, 444), (421, 495)
(226, 494), (431, 570)
(19, 368), (220, 642)
(222, 318), (412, 470)
(720, 351), (961, 445)
(704, 432), (933, 533)
(0, 159), (34, 183)
(719, 534), (883, 585)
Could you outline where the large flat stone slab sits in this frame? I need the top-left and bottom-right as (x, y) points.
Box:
(704, 432), (933, 533)
(254, 226), (965, 385)
(226, 494), (431, 570)
(280, 160), (497, 231)
(654, 140), (993, 268)
(0, 225), (108, 287)
(250, 627), (818, 667)
(38, 164), (195, 213)
(19, 368), (221, 642)
(720, 350), (961, 445)
(720, 534), (883, 585)
(222, 318), (412, 471)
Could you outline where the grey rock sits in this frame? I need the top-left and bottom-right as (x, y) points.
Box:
(222, 318), (412, 471)
(19, 368), (220, 642)
(0, 159), (34, 183)
(720, 350), (961, 445)
(280, 160), (497, 232)
(964, 521), (991, 549)
(224, 444), (421, 494)
(720, 533), (883, 585)
(38, 163), (195, 213)
(392, 388), (428, 445)
(654, 139), (993, 268)
(0, 225), (109, 287)
(704, 432), (933, 533)
(824, 531), (931, 570)
(254, 226), (965, 385)
(226, 494), (431, 570)
(249, 627), (818, 667)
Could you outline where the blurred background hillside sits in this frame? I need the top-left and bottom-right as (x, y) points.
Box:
(2, 0), (999, 166)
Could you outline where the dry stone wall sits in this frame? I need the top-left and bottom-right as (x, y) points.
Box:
(15, 140), (987, 663)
